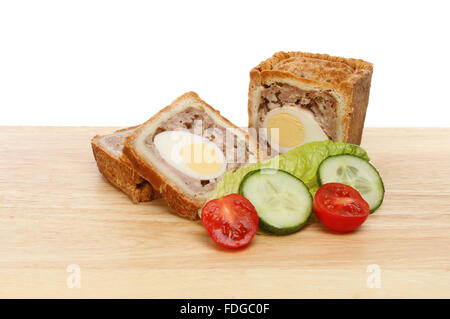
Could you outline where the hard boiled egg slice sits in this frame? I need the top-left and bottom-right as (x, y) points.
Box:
(263, 106), (329, 153)
(154, 130), (226, 180)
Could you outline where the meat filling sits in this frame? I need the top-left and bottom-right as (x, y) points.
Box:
(144, 107), (253, 195)
(258, 83), (337, 140)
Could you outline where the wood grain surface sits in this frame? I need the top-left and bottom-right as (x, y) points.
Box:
(0, 126), (449, 298)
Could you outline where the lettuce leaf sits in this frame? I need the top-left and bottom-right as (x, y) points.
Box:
(200, 141), (369, 216)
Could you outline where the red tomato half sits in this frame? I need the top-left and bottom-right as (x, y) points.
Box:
(201, 193), (259, 249)
(313, 183), (370, 232)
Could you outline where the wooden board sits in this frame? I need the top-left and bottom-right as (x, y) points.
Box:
(0, 126), (449, 299)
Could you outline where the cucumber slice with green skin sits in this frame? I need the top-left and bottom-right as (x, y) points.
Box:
(239, 168), (313, 235)
(317, 154), (385, 213)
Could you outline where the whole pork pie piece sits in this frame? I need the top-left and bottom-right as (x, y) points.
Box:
(123, 92), (258, 220)
(248, 51), (373, 155)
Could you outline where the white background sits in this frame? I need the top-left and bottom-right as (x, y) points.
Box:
(1, 0), (449, 127)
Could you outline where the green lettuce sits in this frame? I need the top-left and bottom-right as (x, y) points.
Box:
(200, 141), (369, 216)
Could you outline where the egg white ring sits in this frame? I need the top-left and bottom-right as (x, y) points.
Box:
(262, 107), (328, 153)
(154, 130), (226, 180)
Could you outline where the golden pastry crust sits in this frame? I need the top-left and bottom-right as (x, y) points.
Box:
(91, 127), (160, 203)
(249, 51), (373, 145)
(123, 91), (257, 220)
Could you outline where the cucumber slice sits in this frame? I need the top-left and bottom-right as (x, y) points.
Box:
(239, 168), (313, 235)
(317, 154), (385, 213)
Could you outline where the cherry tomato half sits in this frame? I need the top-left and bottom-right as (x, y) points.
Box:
(313, 183), (370, 232)
(201, 193), (259, 249)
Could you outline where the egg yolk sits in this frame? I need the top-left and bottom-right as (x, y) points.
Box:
(267, 113), (305, 148)
(179, 143), (223, 175)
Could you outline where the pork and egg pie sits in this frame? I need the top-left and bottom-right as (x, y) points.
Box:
(248, 51), (373, 155)
(123, 92), (258, 220)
